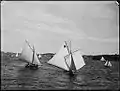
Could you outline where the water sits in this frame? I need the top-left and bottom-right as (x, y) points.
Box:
(1, 58), (119, 90)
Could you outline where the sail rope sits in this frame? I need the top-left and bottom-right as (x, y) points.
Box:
(64, 56), (71, 70)
(25, 40), (34, 51)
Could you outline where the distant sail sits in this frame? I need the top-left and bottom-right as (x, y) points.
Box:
(108, 61), (112, 67)
(104, 60), (112, 67)
(16, 52), (18, 57)
(101, 56), (106, 61)
(48, 42), (69, 71)
(38, 54), (41, 58)
(104, 61), (108, 66)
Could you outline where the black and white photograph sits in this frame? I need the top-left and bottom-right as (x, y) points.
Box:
(1, 1), (119, 90)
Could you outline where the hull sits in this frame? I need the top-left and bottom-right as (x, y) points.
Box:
(25, 63), (39, 70)
(69, 68), (77, 76)
(48, 63), (76, 76)
(69, 70), (75, 76)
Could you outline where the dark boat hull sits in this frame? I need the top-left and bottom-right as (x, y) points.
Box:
(25, 64), (39, 70)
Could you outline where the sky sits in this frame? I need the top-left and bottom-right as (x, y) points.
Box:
(1, 1), (119, 55)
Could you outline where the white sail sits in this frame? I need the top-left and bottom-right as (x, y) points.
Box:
(108, 61), (112, 67)
(16, 52), (18, 57)
(19, 41), (33, 63)
(33, 51), (42, 65)
(38, 54), (41, 58)
(48, 41), (86, 72)
(19, 40), (42, 66)
(104, 60), (112, 67)
(104, 61), (108, 66)
(101, 56), (105, 61)
(48, 42), (69, 71)
(72, 50), (85, 70)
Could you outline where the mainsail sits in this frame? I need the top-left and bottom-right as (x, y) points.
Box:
(19, 40), (41, 65)
(20, 41), (33, 63)
(48, 42), (69, 71)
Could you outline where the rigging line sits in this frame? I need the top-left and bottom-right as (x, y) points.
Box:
(64, 48), (80, 57)
(69, 40), (71, 52)
(32, 45), (35, 64)
(71, 49), (80, 54)
(64, 56), (71, 71)
(64, 41), (70, 54)
(64, 41), (76, 71)
(70, 54), (76, 71)
(68, 41), (76, 71)
(70, 48), (83, 55)
(67, 40), (72, 54)
(25, 40), (33, 51)
(64, 54), (70, 59)
(25, 40), (40, 59)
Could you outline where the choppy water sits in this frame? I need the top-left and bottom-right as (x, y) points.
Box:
(1, 58), (119, 90)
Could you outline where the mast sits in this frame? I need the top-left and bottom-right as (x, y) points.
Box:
(64, 41), (70, 54)
(31, 45), (35, 64)
(72, 49), (80, 54)
(70, 41), (76, 71)
(25, 40), (33, 51)
(65, 40), (76, 71)
(69, 40), (71, 52)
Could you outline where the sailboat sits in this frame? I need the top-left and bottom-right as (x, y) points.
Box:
(100, 56), (106, 61)
(19, 40), (42, 69)
(104, 60), (112, 67)
(48, 40), (85, 75)
(38, 54), (42, 59)
(16, 52), (19, 57)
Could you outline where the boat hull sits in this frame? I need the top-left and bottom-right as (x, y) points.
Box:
(25, 63), (39, 70)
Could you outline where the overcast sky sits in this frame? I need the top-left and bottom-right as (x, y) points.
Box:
(1, 1), (119, 55)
